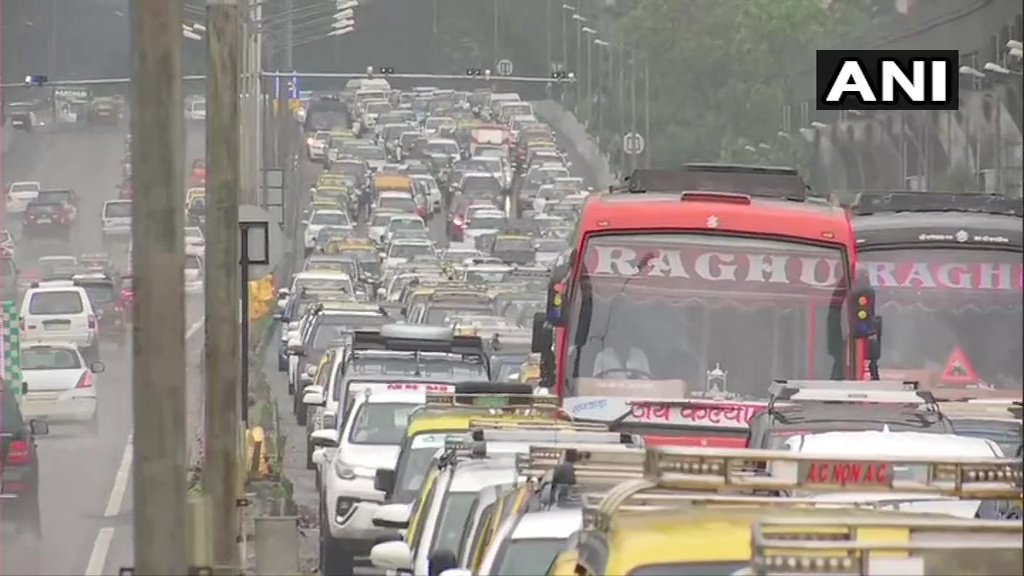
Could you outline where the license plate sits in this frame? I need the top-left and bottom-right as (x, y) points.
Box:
(44, 323), (68, 331)
(37, 218), (52, 224)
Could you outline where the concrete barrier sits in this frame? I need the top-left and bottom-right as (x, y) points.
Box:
(532, 100), (616, 187)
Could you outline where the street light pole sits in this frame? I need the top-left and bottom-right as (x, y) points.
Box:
(629, 47), (637, 172)
(130, 0), (188, 571)
(643, 55), (651, 168)
(205, 0), (242, 573)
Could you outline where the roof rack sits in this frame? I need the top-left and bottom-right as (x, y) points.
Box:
(768, 380), (934, 408)
(351, 326), (485, 359)
(469, 418), (609, 433)
(515, 445), (645, 481)
(616, 164), (813, 202)
(424, 391), (559, 413)
(851, 190), (1023, 217)
(750, 516), (1023, 576)
(468, 426), (637, 446)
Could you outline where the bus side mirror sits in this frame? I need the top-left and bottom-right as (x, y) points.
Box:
(531, 312), (552, 354)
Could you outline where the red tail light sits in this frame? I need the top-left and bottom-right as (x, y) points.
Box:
(453, 216), (465, 227)
(76, 371), (93, 389)
(6, 440), (30, 466)
(88, 315), (97, 329)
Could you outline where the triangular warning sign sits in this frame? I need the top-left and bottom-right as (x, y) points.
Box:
(942, 345), (978, 385)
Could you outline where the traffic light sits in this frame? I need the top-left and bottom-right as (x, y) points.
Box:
(466, 68), (484, 77)
(850, 286), (876, 338)
(379, 66), (395, 75)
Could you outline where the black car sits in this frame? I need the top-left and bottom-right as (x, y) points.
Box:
(2, 384), (48, 538)
(22, 200), (72, 240)
(73, 273), (129, 344)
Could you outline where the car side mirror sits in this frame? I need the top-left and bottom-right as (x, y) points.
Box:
(531, 311), (552, 354)
(374, 468), (396, 494)
(308, 428), (339, 447)
(90, 361), (105, 373)
(372, 503), (412, 530)
(30, 419), (49, 436)
(399, 307), (408, 318)
(287, 338), (304, 355)
(369, 540), (412, 571)
(428, 549), (460, 576)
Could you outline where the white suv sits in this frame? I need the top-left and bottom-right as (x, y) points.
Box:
(20, 284), (99, 360)
(309, 388), (426, 575)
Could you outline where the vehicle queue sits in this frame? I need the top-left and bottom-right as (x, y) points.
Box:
(2, 78), (1015, 576)
(267, 79), (1022, 576)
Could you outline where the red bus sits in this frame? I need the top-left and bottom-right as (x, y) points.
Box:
(532, 165), (877, 446)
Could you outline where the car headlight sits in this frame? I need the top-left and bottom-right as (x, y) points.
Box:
(334, 460), (375, 480)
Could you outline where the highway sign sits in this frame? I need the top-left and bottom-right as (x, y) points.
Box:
(623, 132), (646, 155)
(497, 59), (514, 77)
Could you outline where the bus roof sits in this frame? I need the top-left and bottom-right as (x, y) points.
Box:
(577, 192), (853, 246)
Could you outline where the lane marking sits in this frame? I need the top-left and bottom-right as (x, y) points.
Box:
(187, 317), (203, 340)
(84, 527), (115, 576)
(104, 433), (133, 518)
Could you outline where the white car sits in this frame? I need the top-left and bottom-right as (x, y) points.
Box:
(384, 238), (436, 267)
(0, 228), (16, 260)
(369, 209), (403, 244)
(186, 98), (206, 121)
(303, 209), (353, 251)
(5, 181), (41, 214)
(101, 199), (133, 240)
(20, 284), (99, 358)
(376, 191), (418, 215)
(462, 209), (507, 244)
(477, 508), (582, 575)
(185, 253), (204, 294)
(18, 342), (104, 432)
(307, 131), (330, 161)
(184, 226), (205, 256)
(310, 388), (427, 575)
(384, 214), (427, 245)
(409, 174), (443, 213)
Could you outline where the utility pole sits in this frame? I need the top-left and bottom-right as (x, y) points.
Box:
(617, 35), (625, 173)
(130, 0), (188, 573)
(493, 0), (500, 67)
(205, 0), (242, 573)
(545, 0), (552, 74)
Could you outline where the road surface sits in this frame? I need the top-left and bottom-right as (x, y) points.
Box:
(2, 122), (206, 576)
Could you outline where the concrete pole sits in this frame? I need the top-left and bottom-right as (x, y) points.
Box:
(493, 0), (500, 67)
(130, 0), (188, 572)
(283, 0), (293, 73)
(617, 38), (625, 172)
(204, 0), (242, 573)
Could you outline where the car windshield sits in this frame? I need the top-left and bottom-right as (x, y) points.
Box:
(335, 359), (486, 399)
(311, 212), (350, 226)
(312, 315), (388, 348)
(373, 213), (398, 226)
(535, 239), (568, 252)
(10, 183), (38, 194)
(426, 305), (493, 325)
(494, 238), (533, 252)
(859, 248), (1022, 390)
(463, 176), (501, 194)
(464, 270), (510, 284)
(185, 255), (202, 270)
(29, 291), (84, 314)
(82, 284), (115, 304)
(389, 218), (425, 231)
(468, 216), (506, 230)
(389, 243), (434, 259)
(295, 277), (349, 294)
(430, 492), (477, 555)
(347, 402), (418, 445)
(379, 196), (417, 212)
(425, 142), (459, 155)
(104, 202), (132, 218)
(23, 347), (82, 370)
(185, 228), (203, 240)
(494, 538), (572, 576)
(567, 233), (849, 399)
(355, 147), (387, 161)
(393, 434), (452, 501)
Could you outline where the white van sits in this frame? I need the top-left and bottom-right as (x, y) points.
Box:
(101, 199), (133, 240)
(185, 253), (204, 294)
(20, 285), (99, 358)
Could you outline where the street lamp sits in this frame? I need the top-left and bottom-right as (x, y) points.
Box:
(958, 65), (986, 79)
(580, 27), (597, 126)
(337, 0), (359, 8)
(332, 18), (355, 29)
(334, 8), (354, 20)
(983, 61), (1021, 76)
(1007, 40), (1023, 51)
(327, 25), (354, 36)
(560, 3), (575, 73)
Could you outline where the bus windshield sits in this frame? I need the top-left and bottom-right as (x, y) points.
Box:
(859, 248), (1022, 391)
(566, 233), (850, 399)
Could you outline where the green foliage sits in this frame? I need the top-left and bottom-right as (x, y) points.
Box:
(615, 0), (873, 166)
